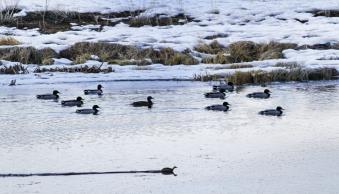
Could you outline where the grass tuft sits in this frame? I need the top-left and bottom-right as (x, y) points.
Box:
(0, 63), (28, 74)
(0, 37), (20, 45)
(73, 53), (91, 64)
(194, 67), (338, 84)
(0, 47), (58, 64)
(194, 40), (226, 54)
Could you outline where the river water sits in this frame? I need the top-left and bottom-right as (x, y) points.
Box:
(0, 80), (338, 194)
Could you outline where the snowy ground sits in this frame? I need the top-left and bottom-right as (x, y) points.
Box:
(0, 0), (338, 80)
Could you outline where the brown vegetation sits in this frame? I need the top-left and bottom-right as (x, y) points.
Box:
(194, 67), (338, 84)
(194, 40), (226, 54)
(0, 63), (28, 74)
(60, 42), (198, 65)
(129, 13), (193, 27)
(0, 47), (57, 64)
(34, 65), (114, 73)
(0, 37), (20, 45)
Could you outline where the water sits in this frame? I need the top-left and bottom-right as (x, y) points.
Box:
(0, 80), (339, 194)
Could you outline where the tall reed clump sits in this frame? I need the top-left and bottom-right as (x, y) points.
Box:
(0, 63), (28, 74)
(0, 0), (20, 24)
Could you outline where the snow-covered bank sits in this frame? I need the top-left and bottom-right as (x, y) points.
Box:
(1, 0), (339, 82)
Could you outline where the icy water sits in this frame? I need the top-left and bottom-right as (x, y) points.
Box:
(0, 80), (339, 194)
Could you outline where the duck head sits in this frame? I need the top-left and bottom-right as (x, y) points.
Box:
(97, 84), (103, 90)
(276, 106), (284, 111)
(264, 89), (271, 94)
(147, 96), (153, 102)
(76, 96), (84, 101)
(92, 105), (100, 110)
(223, 102), (230, 107)
(53, 90), (60, 95)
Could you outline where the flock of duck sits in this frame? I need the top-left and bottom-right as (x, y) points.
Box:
(36, 82), (284, 116)
(36, 84), (154, 114)
(204, 82), (284, 116)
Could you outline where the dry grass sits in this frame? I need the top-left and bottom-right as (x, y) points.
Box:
(0, 37), (20, 45)
(0, 63), (28, 74)
(129, 13), (193, 27)
(206, 63), (254, 70)
(0, 47), (58, 64)
(0, 4), (20, 24)
(60, 42), (198, 66)
(193, 72), (224, 81)
(228, 68), (338, 84)
(194, 67), (338, 84)
(73, 53), (91, 64)
(34, 65), (114, 73)
(228, 41), (297, 63)
(2, 10), (145, 33)
(310, 9), (339, 17)
(132, 66), (153, 70)
(109, 59), (152, 66)
(194, 40), (226, 54)
(201, 53), (230, 64)
(274, 62), (301, 69)
(204, 33), (228, 40)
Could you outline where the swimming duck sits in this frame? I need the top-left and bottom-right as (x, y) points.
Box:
(84, 84), (103, 95)
(205, 102), (230, 112)
(61, 97), (84, 107)
(259, 106), (284, 116)
(132, 96), (153, 108)
(213, 81), (234, 91)
(247, 89), (271, 99)
(37, 90), (60, 100)
(161, 166), (177, 176)
(204, 89), (226, 99)
(9, 79), (16, 86)
(76, 105), (100, 115)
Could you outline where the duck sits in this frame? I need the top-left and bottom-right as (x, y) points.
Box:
(161, 166), (177, 176)
(247, 89), (271, 99)
(37, 90), (60, 100)
(84, 84), (103, 95)
(8, 79), (16, 86)
(204, 89), (226, 99)
(205, 102), (230, 112)
(259, 106), (284, 116)
(213, 81), (234, 91)
(61, 97), (84, 107)
(132, 96), (154, 108)
(76, 105), (100, 115)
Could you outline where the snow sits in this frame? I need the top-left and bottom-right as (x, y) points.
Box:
(1, 0), (339, 79)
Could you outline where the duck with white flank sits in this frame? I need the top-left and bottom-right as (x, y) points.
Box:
(36, 90), (60, 100)
(205, 102), (230, 112)
(213, 81), (234, 92)
(61, 97), (84, 107)
(204, 88), (226, 99)
(132, 96), (153, 108)
(247, 89), (271, 99)
(259, 106), (284, 116)
(76, 105), (100, 115)
(84, 84), (103, 95)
